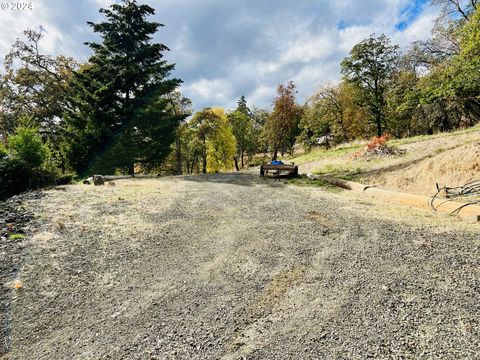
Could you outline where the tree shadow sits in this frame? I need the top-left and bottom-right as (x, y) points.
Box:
(326, 153), (439, 181)
(181, 172), (296, 188)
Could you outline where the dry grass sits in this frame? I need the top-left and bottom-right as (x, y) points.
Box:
(289, 125), (480, 196)
(251, 266), (305, 320)
(11, 280), (23, 290)
(29, 178), (182, 256)
(367, 142), (480, 195)
(305, 211), (337, 230)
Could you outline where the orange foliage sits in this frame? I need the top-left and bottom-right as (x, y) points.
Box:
(366, 133), (391, 150)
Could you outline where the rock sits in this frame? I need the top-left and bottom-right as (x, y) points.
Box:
(93, 175), (105, 186)
(83, 180), (91, 185)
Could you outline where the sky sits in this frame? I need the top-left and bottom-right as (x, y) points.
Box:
(0, 0), (438, 111)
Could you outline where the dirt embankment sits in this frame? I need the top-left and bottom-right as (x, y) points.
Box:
(291, 127), (480, 197)
(4, 175), (480, 359)
(367, 142), (480, 195)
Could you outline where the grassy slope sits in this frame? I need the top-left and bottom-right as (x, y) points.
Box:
(286, 125), (480, 195)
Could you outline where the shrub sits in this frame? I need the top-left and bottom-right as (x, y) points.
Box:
(0, 142), (7, 158)
(0, 157), (30, 200)
(0, 126), (67, 200)
(7, 126), (49, 169)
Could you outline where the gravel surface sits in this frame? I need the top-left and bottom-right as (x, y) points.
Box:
(4, 174), (480, 359)
(1, 191), (43, 357)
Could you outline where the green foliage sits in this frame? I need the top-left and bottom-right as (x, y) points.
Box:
(63, 0), (184, 176)
(341, 34), (399, 137)
(264, 81), (303, 159)
(7, 124), (49, 169)
(0, 157), (29, 199)
(0, 29), (78, 144)
(299, 99), (331, 149)
(250, 107), (270, 158)
(0, 142), (6, 158)
(386, 69), (423, 137)
(236, 95), (251, 117)
(299, 82), (370, 149)
(0, 121), (63, 199)
(206, 113), (237, 173)
(228, 101), (255, 168)
(188, 108), (236, 174)
(9, 233), (26, 241)
(166, 91), (193, 175)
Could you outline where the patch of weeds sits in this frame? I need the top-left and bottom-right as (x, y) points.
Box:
(55, 219), (66, 230)
(285, 176), (343, 193)
(12, 280), (23, 290)
(289, 145), (362, 164)
(8, 233), (25, 241)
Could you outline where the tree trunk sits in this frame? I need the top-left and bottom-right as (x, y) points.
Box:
(339, 112), (347, 142)
(272, 147), (278, 161)
(240, 150), (244, 168)
(376, 113), (383, 137)
(128, 162), (135, 176)
(202, 138), (207, 174)
(233, 157), (240, 171)
(175, 134), (182, 175)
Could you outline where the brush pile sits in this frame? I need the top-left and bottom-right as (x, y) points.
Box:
(353, 134), (405, 159)
(430, 180), (480, 214)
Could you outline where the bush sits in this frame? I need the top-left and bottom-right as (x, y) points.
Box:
(0, 157), (30, 200)
(7, 126), (49, 169)
(0, 126), (68, 200)
(0, 142), (7, 158)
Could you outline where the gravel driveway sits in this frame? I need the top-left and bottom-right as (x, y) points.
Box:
(5, 173), (480, 359)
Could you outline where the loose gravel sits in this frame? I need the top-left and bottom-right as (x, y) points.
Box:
(4, 174), (480, 359)
(1, 191), (43, 357)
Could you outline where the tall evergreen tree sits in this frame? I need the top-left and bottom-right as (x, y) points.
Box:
(63, 0), (185, 175)
(236, 95), (251, 117)
(228, 96), (254, 168)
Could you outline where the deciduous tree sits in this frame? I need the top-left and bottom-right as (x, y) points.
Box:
(341, 34), (399, 137)
(265, 81), (302, 160)
(0, 29), (78, 143)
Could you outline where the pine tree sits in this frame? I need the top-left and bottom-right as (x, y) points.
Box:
(228, 97), (254, 168)
(236, 95), (251, 117)
(63, 0), (185, 176)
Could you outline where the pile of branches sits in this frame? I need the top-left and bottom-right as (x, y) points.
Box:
(430, 180), (480, 215)
(353, 134), (406, 159)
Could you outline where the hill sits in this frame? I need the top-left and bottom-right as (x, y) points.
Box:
(288, 125), (480, 197)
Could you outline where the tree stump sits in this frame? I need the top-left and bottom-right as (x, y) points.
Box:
(93, 175), (105, 186)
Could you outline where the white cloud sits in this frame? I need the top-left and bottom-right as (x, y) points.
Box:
(184, 78), (235, 108)
(0, 0), (438, 112)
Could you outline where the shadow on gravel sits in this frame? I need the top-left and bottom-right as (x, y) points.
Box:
(181, 172), (299, 188)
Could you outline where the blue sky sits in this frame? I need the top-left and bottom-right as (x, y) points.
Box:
(0, 0), (438, 111)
